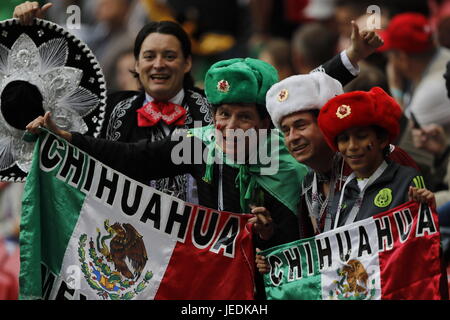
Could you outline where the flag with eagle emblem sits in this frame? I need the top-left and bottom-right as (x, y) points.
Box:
(19, 130), (255, 300)
(261, 201), (446, 300)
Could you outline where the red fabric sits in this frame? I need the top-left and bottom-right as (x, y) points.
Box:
(377, 201), (444, 299)
(0, 240), (19, 300)
(154, 207), (255, 300)
(429, 0), (450, 29)
(284, 0), (309, 23)
(136, 101), (186, 127)
(318, 87), (402, 152)
(378, 13), (433, 53)
(387, 145), (421, 172)
(447, 264), (450, 298)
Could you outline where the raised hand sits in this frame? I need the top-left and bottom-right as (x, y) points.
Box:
(13, 1), (53, 25)
(411, 124), (448, 156)
(346, 20), (384, 66)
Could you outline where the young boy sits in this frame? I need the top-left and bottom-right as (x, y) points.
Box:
(317, 87), (435, 229)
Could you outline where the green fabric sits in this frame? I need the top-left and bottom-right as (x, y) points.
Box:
(261, 238), (321, 300)
(189, 125), (308, 214)
(204, 58), (279, 105)
(19, 129), (86, 299)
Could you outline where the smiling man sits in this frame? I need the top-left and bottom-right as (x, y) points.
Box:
(134, 30), (192, 102)
(13, 3), (214, 204)
(28, 58), (309, 251)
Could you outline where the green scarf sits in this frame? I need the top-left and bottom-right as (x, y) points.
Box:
(188, 125), (308, 214)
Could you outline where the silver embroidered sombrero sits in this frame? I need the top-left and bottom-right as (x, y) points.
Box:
(0, 18), (107, 181)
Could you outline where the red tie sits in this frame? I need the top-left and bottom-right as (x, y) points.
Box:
(136, 101), (187, 127)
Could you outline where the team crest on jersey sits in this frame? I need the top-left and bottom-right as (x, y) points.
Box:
(374, 188), (393, 208)
(329, 259), (376, 300)
(78, 220), (153, 300)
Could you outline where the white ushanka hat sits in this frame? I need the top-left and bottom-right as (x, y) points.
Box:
(266, 72), (343, 129)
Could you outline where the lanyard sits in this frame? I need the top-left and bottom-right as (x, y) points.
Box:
(333, 161), (388, 229)
(218, 163), (224, 211)
(308, 172), (335, 233)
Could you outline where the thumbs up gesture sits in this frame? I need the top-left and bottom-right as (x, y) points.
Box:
(346, 20), (384, 67)
(13, 1), (53, 25)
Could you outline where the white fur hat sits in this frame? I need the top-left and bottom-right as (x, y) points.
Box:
(266, 72), (344, 129)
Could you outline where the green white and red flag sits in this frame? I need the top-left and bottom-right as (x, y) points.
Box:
(19, 130), (255, 300)
(262, 201), (444, 300)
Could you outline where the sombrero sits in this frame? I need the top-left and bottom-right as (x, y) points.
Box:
(0, 18), (106, 181)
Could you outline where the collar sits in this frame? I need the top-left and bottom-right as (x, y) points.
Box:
(144, 89), (185, 105)
(346, 160), (395, 192)
(316, 170), (332, 182)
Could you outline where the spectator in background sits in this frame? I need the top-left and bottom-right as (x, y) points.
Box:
(334, 0), (369, 51)
(0, 182), (22, 300)
(380, 12), (450, 190)
(412, 61), (450, 224)
(258, 38), (294, 80)
(343, 62), (388, 93)
(291, 22), (339, 74)
(85, 0), (142, 89)
(0, 235), (19, 300)
(429, 0), (450, 48)
(159, 0), (250, 86)
(41, 0), (148, 90)
(412, 124), (450, 219)
(111, 48), (140, 92)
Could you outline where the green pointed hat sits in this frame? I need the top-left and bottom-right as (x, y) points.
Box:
(204, 58), (279, 106)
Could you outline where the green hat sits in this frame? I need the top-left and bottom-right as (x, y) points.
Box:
(204, 58), (279, 106)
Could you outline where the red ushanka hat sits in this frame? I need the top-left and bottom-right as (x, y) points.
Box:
(317, 87), (402, 151)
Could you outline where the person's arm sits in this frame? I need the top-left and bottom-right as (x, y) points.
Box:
(26, 112), (195, 183)
(312, 21), (384, 87)
(70, 132), (192, 183)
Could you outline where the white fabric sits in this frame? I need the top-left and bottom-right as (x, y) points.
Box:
(406, 48), (450, 127)
(340, 50), (360, 76)
(266, 72), (344, 129)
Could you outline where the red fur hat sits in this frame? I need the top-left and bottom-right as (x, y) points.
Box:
(317, 87), (402, 151)
(378, 12), (433, 53)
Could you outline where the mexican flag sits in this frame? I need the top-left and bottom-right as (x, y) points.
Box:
(19, 130), (255, 300)
(262, 201), (444, 300)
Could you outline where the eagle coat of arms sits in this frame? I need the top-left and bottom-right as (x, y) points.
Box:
(78, 220), (153, 300)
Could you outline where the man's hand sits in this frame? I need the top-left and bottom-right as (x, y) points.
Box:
(411, 124), (448, 156)
(13, 1), (53, 25)
(248, 206), (274, 241)
(346, 20), (384, 67)
(26, 111), (72, 142)
(408, 186), (436, 210)
(255, 249), (270, 274)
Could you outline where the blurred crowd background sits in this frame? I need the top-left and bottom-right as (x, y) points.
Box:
(1, 0), (450, 299)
